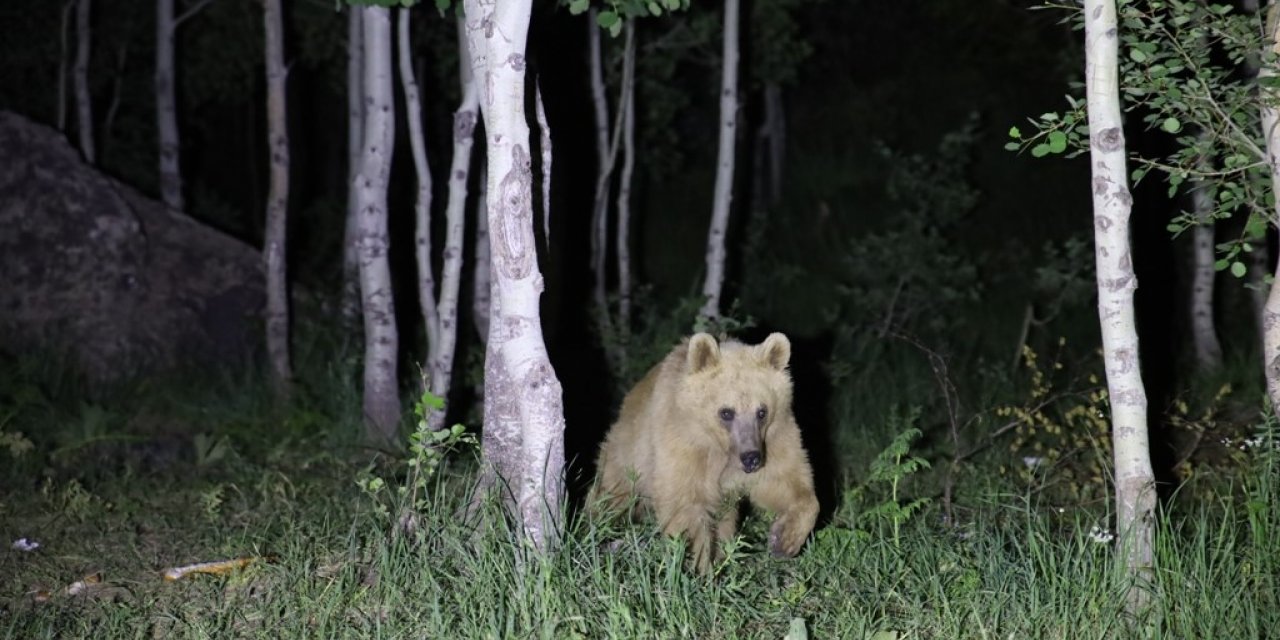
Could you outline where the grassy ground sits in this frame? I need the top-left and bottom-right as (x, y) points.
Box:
(1, 348), (1277, 639)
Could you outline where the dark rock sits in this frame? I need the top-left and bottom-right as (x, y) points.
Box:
(0, 111), (264, 385)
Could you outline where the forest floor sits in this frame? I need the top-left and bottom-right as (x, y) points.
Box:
(1, 349), (1277, 639)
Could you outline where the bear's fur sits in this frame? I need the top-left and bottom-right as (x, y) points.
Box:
(588, 332), (820, 574)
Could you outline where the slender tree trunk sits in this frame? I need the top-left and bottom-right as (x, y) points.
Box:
(1189, 143), (1223, 372)
(103, 45), (127, 154)
(263, 0), (292, 397)
(58, 0), (74, 132)
(535, 80), (552, 246)
(155, 0), (182, 211)
(1260, 3), (1280, 413)
(587, 9), (614, 333)
(355, 6), (401, 444)
(616, 21), (637, 334)
(464, 0), (567, 551)
(426, 15), (480, 430)
(700, 0), (740, 319)
(342, 7), (364, 330)
(399, 7), (441, 398)
(74, 0), (95, 164)
(473, 174), (491, 343)
(1084, 0), (1155, 612)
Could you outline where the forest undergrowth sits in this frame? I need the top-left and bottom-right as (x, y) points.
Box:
(0, 324), (1277, 639)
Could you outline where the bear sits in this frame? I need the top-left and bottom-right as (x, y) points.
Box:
(587, 331), (820, 575)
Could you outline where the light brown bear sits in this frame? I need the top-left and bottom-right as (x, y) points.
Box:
(588, 332), (820, 574)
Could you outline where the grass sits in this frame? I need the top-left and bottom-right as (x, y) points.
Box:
(1, 348), (1278, 638)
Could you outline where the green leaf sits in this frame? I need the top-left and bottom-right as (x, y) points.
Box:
(1231, 261), (1247, 278)
(568, 0), (589, 15)
(1004, 141), (1021, 151)
(1031, 144), (1051, 158)
(1129, 48), (1147, 63)
(1008, 126), (1022, 139)
(434, 0), (450, 11)
(1047, 131), (1067, 153)
(1161, 117), (1181, 133)
(597, 9), (619, 28)
(648, 1), (661, 15)
(1214, 258), (1230, 271)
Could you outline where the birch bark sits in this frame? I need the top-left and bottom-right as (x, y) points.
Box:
(155, 0), (181, 210)
(700, 0), (740, 318)
(263, 0), (292, 395)
(473, 175), (491, 343)
(1259, 4), (1280, 413)
(1189, 160), (1223, 371)
(463, 0), (566, 550)
(616, 21), (637, 333)
(1084, 0), (1155, 611)
(355, 6), (401, 443)
(588, 8), (613, 333)
(398, 7), (441, 400)
(74, 0), (95, 164)
(426, 15), (480, 431)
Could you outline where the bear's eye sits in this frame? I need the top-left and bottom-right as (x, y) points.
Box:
(718, 408), (735, 422)
(756, 406), (768, 421)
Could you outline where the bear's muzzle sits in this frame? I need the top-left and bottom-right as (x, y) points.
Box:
(740, 451), (763, 473)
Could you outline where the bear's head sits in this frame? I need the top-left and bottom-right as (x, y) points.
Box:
(682, 332), (793, 474)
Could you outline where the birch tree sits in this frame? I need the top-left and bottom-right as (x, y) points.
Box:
(426, 14), (480, 430)
(616, 19), (637, 332)
(74, 0), (95, 164)
(58, 0), (74, 133)
(588, 6), (615, 338)
(342, 7), (363, 328)
(354, 5), (401, 444)
(699, 0), (740, 319)
(1260, 3), (1280, 413)
(463, 0), (567, 550)
(263, 0), (292, 395)
(1189, 155), (1223, 372)
(155, 0), (214, 213)
(1084, 0), (1155, 611)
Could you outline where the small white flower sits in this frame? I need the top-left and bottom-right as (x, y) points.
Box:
(1243, 437), (1264, 450)
(1088, 525), (1114, 545)
(11, 538), (39, 552)
(1022, 456), (1045, 469)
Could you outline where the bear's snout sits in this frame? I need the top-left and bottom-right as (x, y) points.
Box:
(740, 451), (763, 473)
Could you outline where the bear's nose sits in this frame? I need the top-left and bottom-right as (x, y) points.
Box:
(740, 451), (762, 473)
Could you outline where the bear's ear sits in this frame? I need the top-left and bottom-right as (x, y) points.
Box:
(687, 333), (721, 373)
(758, 333), (791, 371)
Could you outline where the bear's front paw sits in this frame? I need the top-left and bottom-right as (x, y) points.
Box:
(768, 517), (809, 558)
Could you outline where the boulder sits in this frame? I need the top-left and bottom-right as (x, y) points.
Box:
(0, 111), (264, 386)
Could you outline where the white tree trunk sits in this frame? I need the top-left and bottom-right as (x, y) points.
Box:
(263, 0), (292, 396)
(473, 174), (491, 343)
(464, 0), (567, 551)
(1260, 3), (1280, 413)
(426, 15), (480, 431)
(58, 0), (74, 132)
(1084, 0), (1155, 612)
(535, 80), (552, 246)
(1189, 171), (1223, 372)
(700, 0), (740, 319)
(355, 6), (401, 443)
(155, 0), (183, 211)
(74, 0), (95, 164)
(616, 21), (637, 333)
(587, 9), (613, 328)
(342, 7), (364, 330)
(399, 7), (441, 398)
